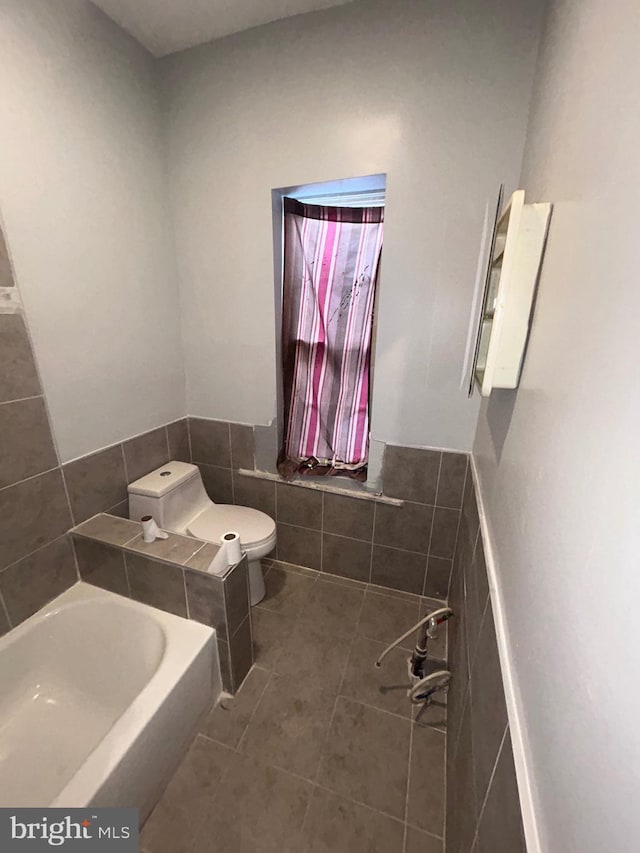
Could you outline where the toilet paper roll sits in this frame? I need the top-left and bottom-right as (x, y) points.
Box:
(141, 515), (170, 544)
(207, 532), (243, 576)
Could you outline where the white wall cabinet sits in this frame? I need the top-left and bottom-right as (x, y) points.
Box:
(469, 190), (552, 397)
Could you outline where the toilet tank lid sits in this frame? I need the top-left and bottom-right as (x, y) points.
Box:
(127, 461), (199, 497)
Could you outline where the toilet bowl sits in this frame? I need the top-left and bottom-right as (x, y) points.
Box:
(127, 461), (275, 605)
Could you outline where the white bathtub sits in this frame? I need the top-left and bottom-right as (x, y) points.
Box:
(0, 582), (219, 820)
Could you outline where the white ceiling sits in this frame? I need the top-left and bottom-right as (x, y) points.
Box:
(91, 0), (357, 57)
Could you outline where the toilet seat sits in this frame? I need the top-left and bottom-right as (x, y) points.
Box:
(187, 504), (276, 551)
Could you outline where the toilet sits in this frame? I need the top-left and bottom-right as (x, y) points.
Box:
(127, 461), (275, 605)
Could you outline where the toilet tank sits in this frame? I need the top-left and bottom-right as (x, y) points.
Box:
(127, 461), (211, 534)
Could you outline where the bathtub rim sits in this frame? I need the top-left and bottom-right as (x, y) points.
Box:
(0, 581), (216, 809)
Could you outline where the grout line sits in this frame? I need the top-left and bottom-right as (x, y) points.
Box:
(0, 464), (60, 494)
(319, 492), (325, 572)
(0, 393), (42, 407)
(0, 589), (12, 630)
(228, 423), (236, 505)
(235, 668), (275, 753)
(182, 568), (190, 620)
(474, 722), (509, 833)
(186, 417), (193, 463)
(163, 425), (171, 460)
(122, 551), (132, 599)
(120, 443), (129, 484)
(369, 503), (377, 583)
(0, 531), (71, 576)
(403, 713), (415, 853)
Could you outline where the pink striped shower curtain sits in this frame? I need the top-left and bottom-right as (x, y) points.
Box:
(278, 198), (384, 480)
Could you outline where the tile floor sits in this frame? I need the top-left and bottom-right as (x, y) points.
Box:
(141, 560), (449, 853)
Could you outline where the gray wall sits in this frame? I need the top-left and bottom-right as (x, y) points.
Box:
(160, 0), (544, 452)
(473, 0), (640, 849)
(0, 0), (185, 462)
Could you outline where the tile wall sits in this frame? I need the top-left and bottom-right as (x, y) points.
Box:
(446, 468), (526, 852)
(72, 513), (253, 692)
(188, 417), (468, 599)
(0, 236), (77, 633)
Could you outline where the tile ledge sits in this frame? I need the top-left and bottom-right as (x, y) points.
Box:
(237, 468), (404, 506)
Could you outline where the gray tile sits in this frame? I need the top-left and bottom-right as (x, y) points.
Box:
(277, 522), (322, 570)
(449, 697), (477, 853)
(471, 602), (508, 806)
(63, 444), (127, 525)
(185, 542), (218, 572)
(298, 577), (364, 638)
(320, 571), (367, 591)
(166, 419), (191, 463)
(217, 637), (232, 692)
(73, 536), (128, 597)
(357, 589), (420, 649)
(199, 463), (233, 504)
(429, 507), (460, 559)
(224, 557), (250, 636)
(126, 532), (203, 565)
(191, 752), (312, 853)
(200, 665), (270, 748)
(240, 673), (336, 779)
(323, 493), (374, 541)
(437, 452), (468, 509)
(407, 723), (446, 836)
(184, 568), (225, 635)
(303, 787), (404, 853)
(269, 559), (319, 579)
(0, 536), (77, 625)
(322, 532), (371, 582)
(477, 729), (526, 853)
(0, 313), (41, 403)
(0, 397), (57, 489)
(230, 614), (253, 691)
(125, 552), (187, 618)
(73, 513), (139, 547)
(189, 418), (231, 468)
(141, 734), (234, 853)
(230, 423), (254, 470)
(341, 635), (413, 718)
(106, 499), (129, 518)
(232, 473), (276, 517)
(370, 545), (427, 595)
(383, 446), (440, 504)
(464, 540), (487, 668)
(259, 565), (317, 616)
(0, 599), (9, 637)
(424, 556), (452, 599)
(251, 607), (296, 670)
(318, 697), (411, 818)
(275, 617), (353, 693)
(0, 469), (73, 569)
(405, 827), (443, 853)
(122, 427), (170, 482)
(374, 502), (433, 554)
(462, 471), (480, 549)
(276, 483), (322, 529)
(0, 226), (14, 287)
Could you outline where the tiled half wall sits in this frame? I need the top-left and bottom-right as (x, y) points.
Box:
(71, 513), (252, 693)
(189, 417), (468, 599)
(445, 468), (526, 853)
